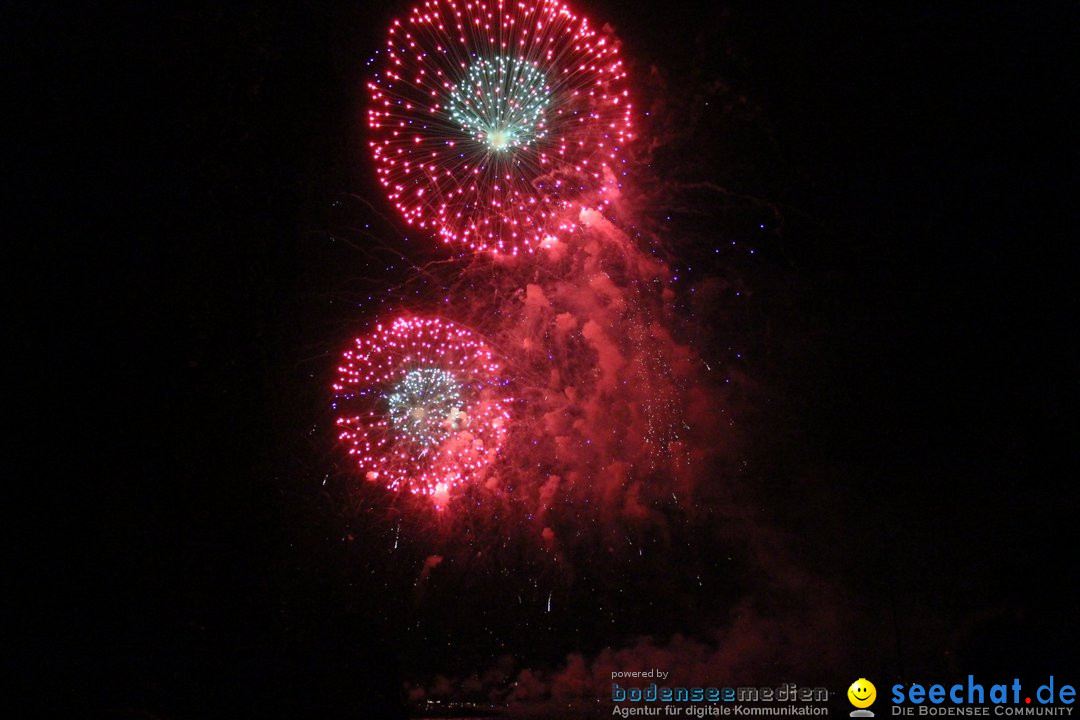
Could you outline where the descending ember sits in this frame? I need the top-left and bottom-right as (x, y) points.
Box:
(367, 0), (633, 255)
(332, 316), (511, 500)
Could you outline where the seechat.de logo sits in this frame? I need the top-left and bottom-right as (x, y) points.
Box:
(891, 676), (1076, 716)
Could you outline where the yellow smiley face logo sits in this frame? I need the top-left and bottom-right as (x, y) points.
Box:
(848, 679), (877, 708)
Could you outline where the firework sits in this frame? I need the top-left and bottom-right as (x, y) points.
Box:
(368, 0), (633, 255)
(332, 316), (511, 499)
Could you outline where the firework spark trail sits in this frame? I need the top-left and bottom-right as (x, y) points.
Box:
(332, 316), (511, 503)
(368, 0), (633, 255)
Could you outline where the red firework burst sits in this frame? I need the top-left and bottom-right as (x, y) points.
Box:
(368, 0), (633, 255)
(332, 316), (511, 500)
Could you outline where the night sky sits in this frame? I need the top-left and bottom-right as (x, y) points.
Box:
(13, 0), (1077, 718)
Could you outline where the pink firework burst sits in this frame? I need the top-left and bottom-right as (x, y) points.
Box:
(332, 316), (511, 501)
(368, 0), (633, 255)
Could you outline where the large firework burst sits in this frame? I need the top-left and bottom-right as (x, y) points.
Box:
(367, 0), (633, 255)
(333, 316), (511, 500)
